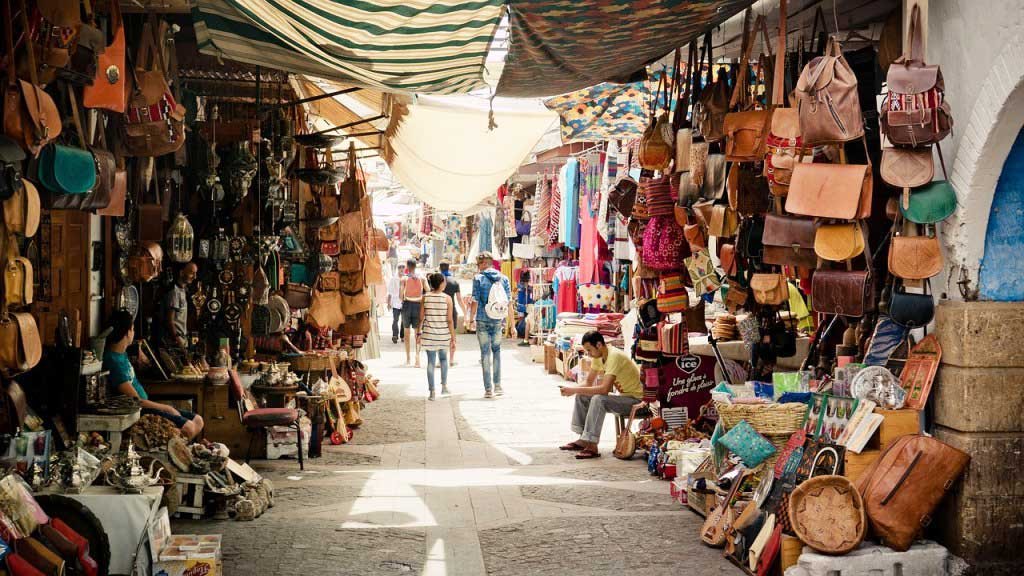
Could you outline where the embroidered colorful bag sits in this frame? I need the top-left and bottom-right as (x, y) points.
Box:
(642, 216), (687, 272)
(657, 273), (689, 313)
(659, 321), (689, 357)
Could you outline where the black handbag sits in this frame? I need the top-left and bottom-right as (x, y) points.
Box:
(0, 136), (25, 201)
(889, 281), (934, 328)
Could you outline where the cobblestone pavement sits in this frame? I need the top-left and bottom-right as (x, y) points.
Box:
(174, 322), (738, 575)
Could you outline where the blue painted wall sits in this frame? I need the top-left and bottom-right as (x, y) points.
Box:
(980, 128), (1024, 301)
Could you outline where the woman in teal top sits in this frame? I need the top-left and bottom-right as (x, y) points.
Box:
(103, 311), (204, 439)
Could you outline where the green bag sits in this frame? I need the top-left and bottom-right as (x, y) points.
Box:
(37, 144), (96, 195)
(901, 180), (956, 224)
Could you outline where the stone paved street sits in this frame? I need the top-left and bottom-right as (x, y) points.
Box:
(175, 323), (738, 575)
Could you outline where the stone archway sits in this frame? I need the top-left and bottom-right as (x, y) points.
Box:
(945, 35), (1024, 297)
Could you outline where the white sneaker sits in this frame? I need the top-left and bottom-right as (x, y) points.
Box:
(484, 390), (494, 399)
(428, 391), (436, 401)
(494, 385), (504, 396)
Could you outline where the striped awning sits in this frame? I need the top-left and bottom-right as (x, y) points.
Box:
(193, 0), (504, 95)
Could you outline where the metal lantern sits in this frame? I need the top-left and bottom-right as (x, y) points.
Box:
(168, 213), (194, 263)
(212, 228), (231, 261)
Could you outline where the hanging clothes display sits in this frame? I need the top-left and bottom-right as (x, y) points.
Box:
(597, 141), (617, 241)
(478, 213), (494, 253)
(494, 200), (510, 256)
(559, 159), (581, 249)
(548, 173), (561, 246)
(614, 216), (631, 260)
(502, 195), (517, 238)
(553, 264), (579, 314)
(533, 176), (551, 249)
(579, 154), (603, 284)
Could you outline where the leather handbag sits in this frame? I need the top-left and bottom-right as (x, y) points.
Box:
(880, 6), (952, 147)
(728, 163), (772, 215)
(612, 403), (642, 460)
(814, 222), (865, 262)
(369, 228), (389, 252)
(338, 270), (363, 293)
(901, 180), (956, 224)
(337, 243), (365, 273)
(719, 243), (738, 277)
(339, 311), (371, 336)
(83, 0), (127, 112)
(889, 232), (942, 279)
(679, 207), (707, 250)
(750, 273), (788, 306)
(812, 269), (875, 317)
(880, 146), (933, 191)
(701, 154), (727, 200)
(763, 214), (817, 269)
(340, 289), (372, 315)
(308, 288), (346, 329)
(284, 283), (312, 309)
(5, 255), (33, 307)
(795, 37), (864, 145)
(724, 110), (772, 162)
(696, 33), (730, 143)
(316, 271), (341, 292)
(96, 166), (126, 217)
(59, 3), (105, 87)
(363, 246), (383, 285)
(37, 143), (96, 196)
(608, 177), (637, 218)
(855, 434), (969, 552)
(80, 111), (115, 211)
(123, 21), (186, 157)
(0, 311), (42, 376)
(724, 279), (748, 313)
(0, 135), (25, 200)
(127, 241), (162, 283)
(889, 282), (934, 328)
(3, 0), (62, 156)
(708, 204), (739, 238)
(339, 142), (365, 212)
(4, 178), (40, 238)
(786, 162), (872, 220)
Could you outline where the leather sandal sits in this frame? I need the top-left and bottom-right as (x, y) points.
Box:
(575, 449), (601, 459)
(559, 442), (585, 451)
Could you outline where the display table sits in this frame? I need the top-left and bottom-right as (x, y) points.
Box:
(59, 486), (163, 576)
(77, 410), (141, 450)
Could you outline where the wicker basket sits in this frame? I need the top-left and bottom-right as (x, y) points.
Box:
(788, 474), (867, 555)
(715, 402), (806, 436)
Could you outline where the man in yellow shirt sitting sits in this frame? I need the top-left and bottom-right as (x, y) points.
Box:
(560, 330), (643, 459)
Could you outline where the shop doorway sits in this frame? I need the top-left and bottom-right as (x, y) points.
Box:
(979, 127), (1024, 300)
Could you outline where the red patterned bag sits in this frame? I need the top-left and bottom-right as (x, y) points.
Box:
(642, 216), (688, 272)
(643, 366), (660, 402)
(658, 321), (689, 357)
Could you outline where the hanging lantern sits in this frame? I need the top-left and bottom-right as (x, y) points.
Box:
(167, 213), (194, 263)
(212, 228), (231, 261)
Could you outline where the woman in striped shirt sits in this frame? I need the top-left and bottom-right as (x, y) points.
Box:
(417, 273), (454, 400)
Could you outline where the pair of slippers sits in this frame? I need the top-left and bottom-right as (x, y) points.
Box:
(559, 442), (600, 459)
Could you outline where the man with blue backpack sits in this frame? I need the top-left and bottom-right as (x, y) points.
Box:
(468, 252), (511, 399)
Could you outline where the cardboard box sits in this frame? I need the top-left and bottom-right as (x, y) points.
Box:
(150, 510), (223, 576)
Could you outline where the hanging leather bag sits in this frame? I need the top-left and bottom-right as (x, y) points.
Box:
(3, 0), (62, 156)
(0, 309), (41, 376)
(880, 5), (952, 147)
(814, 221), (865, 262)
(786, 161), (872, 220)
(0, 135), (25, 201)
(95, 161), (126, 216)
(812, 224), (875, 317)
(307, 288), (346, 329)
(339, 311), (371, 336)
(59, 0), (106, 86)
(80, 109), (115, 210)
(855, 434), (968, 552)
(728, 163), (772, 215)
(888, 228), (942, 280)
(701, 154), (727, 200)
(889, 281), (934, 328)
(285, 282), (312, 309)
(750, 273), (788, 306)
(122, 20), (186, 157)
(340, 288), (372, 316)
(696, 33), (730, 143)
(3, 178), (39, 238)
(608, 176), (637, 218)
(708, 204), (739, 238)
(795, 37), (864, 145)
(83, 0), (126, 111)
(762, 214), (817, 269)
(724, 14), (773, 162)
(3, 234), (32, 307)
(764, 1), (803, 198)
(901, 179), (956, 224)
(881, 146), (933, 209)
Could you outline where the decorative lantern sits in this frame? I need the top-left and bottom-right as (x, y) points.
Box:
(212, 228), (231, 261)
(167, 213), (194, 263)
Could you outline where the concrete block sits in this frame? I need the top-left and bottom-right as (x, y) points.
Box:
(783, 540), (950, 576)
(935, 301), (1024, 368)
(933, 365), (1024, 432)
(934, 427), (1024, 499)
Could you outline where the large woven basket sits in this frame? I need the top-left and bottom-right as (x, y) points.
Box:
(716, 402), (806, 436)
(788, 474), (867, 555)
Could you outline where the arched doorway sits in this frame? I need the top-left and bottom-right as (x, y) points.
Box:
(979, 128), (1024, 300)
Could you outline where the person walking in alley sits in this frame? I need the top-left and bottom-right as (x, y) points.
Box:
(560, 331), (643, 459)
(418, 273), (454, 400)
(439, 261), (463, 365)
(388, 263), (406, 344)
(401, 259), (425, 367)
(468, 252), (511, 398)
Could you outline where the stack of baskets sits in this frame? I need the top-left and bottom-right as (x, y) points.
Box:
(715, 402), (806, 471)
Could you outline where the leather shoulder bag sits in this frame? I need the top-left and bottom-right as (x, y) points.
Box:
(889, 280), (934, 328)
(888, 225), (942, 280)
(3, 0), (62, 156)
(786, 160), (872, 220)
(795, 36), (864, 145)
(762, 213), (817, 269)
(122, 20), (186, 157)
(724, 14), (773, 162)
(308, 288), (346, 329)
(83, 0), (127, 112)
(3, 178), (39, 238)
(811, 225), (875, 317)
(696, 33), (731, 144)
(750, 273), (788, 306)
(728, 163), (772, 215)
(0, 309), (42, 376)
(814, 221), (865, 262)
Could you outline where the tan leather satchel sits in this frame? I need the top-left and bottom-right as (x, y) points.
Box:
(0, 311), (41, 376)
(708, 205), (739, 238)
(340, 289), (372, 315)
(889, 232), (942, 280)
(3, 178), (40, 237)
(855, 434), (968, 552)
(881, 147), (934, 209)
(3, 0), (62, 156)
(612, 403), (643, 460)
(750, 273), (788, 306)
(763, 213), (817, 269)
(725, 110), (772, 163)
(814, 222), (865, 262)
(786, 163), (872, 220)
(4, 256), (32, 307)
(795, 37), (864, 145)
(308, 289), (346, 329)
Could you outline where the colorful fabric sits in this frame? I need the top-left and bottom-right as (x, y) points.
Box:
(544, 72), (664, 143)
(578, 283), (615, 312)
(532, 176), (551, 248)
(497, 0), (751, 97)
(559, 160), (581, 249)
(579, 155), (603, 284)
(548, 172), (561, 245)
(194, 0), (504, 94)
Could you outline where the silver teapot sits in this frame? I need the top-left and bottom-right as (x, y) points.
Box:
(105, 442), (162, 494)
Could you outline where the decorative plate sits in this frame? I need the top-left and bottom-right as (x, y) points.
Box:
(851, 366), (906, 409)
(117, 285), (140, 319)
(789, 475), (867, 555)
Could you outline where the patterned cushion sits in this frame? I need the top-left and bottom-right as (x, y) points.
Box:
(243, 408), (299, 428)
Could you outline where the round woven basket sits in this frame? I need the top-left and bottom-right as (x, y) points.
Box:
(716, 402), (807, 435)
(788, 475), (867, 555)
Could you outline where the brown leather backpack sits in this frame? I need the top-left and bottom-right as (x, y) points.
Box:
(695, 32), (730, 143)
(795, 37), (864, 145)
(123, 20), (185, 157)
(856, 434), (969, 551)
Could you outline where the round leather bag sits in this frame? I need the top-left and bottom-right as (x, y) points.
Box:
(788, 475), (867, 555)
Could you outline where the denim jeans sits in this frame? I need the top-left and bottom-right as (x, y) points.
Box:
(476, 320), (502, 391)
(570, 394), (641, 444)
(425, 349), (448, 391)
(391, 308), (404, 341)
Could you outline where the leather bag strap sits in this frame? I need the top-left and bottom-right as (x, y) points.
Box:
(906, 4), (924, 62)
(68, 89), (87, 150)
(16, 0), (39, 87)
(730, 10), (755, 109)
(4, 0), (15, 87)
(772, 0), (788, 106)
